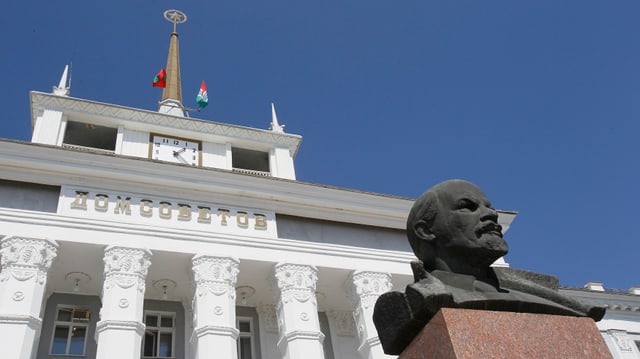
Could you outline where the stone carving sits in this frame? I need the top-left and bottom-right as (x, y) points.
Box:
(12, 291), (25, 301)
(272, 263), (318, 305)
(119, 298), (129, 308)
(347, 271), (391, 345)
(348, 271), (392, 310)
(103, 247), (151, 293)
(271, 263), (321, 342)
(609, 330), (633, 352)
(373, 180), (606, 355)
(0, 237), (58, 284)
(191, 256), (239, 299)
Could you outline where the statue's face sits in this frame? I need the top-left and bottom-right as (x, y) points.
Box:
(430, 181), (508, 266)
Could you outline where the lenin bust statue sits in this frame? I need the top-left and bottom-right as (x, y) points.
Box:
(373, 180), (605, 355)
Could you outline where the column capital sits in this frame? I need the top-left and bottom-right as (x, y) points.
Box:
(191, 255), (239, 299)
(607, 329), (635, 353)
(347, 271), (392, 309)
(347, 271), (394, 359)
(0, 237), (57, 359)
(0, 236), (58, 284)
(273, 263), (318, 304)
(103, 246), (151, 293)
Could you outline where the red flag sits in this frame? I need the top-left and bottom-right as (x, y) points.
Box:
(152, 69), (166, 88)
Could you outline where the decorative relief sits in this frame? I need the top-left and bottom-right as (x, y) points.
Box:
(347, 271), (392, 309)
(12, 291), (25, 302)
(0, 237), (58, 284)
(609, 330), (633, 352)
(258, 304), (279, 334)
(103, 247), (151, 293)
(328, 311), (356, 337)
(300, 312), (309, 321)
(272, 263), (318, 305)
(191, 256), (239, 299)
(119, 298), (129, 308)
(214, 306), (223, 315)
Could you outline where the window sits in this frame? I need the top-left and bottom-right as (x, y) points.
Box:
(50, 306), (90, 355)
(237, 317), (255, 359)
(62, 120), (118, 151)
(231, 147), (270, 174)
(143, 312), (175, 358)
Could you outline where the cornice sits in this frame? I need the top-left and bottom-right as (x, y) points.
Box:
(560, 288), (640, 313)
(0, 139), (412, 229)
(29, 92), (302, 156)
(0, 139), (516, 231)
(0, 208), (415, 269)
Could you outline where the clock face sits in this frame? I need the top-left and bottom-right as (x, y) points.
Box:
(151, 135), (200, 166)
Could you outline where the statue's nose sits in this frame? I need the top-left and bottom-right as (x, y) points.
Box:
(480, 206), (498, 222)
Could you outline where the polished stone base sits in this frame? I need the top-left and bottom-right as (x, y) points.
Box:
(399, 308), (611, 359)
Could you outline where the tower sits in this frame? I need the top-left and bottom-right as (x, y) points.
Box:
(29, 9), (299, 180)
(158, 10), (186, 117)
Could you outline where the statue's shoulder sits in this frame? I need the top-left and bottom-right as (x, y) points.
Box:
(494, 266), (559, 290)
(373, 272), (454, 355)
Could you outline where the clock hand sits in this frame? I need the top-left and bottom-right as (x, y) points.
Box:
(172, 148), (187, 156)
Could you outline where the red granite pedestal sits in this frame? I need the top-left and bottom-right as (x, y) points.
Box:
(398, 308), (611, 359)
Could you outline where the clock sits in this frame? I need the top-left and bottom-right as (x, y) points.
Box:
(150, 134), (201, 166)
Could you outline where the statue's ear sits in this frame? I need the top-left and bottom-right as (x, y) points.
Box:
(413, 219), (436, 243)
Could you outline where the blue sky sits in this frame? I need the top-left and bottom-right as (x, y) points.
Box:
(2, 1), (639, 290)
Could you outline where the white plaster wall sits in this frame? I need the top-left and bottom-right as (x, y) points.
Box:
(202, 142), (230, 170)
(32, 110), (64, 145)
(277, 215), (410, 253)
(269, 146), (296, 180)
(258, 317), (280, 359)
(120, 129), (150, 158)
(260, 333), (280, 359)
(326, 315), (360, 359)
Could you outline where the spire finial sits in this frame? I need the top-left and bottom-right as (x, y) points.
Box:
(269, 103), (286, 133)
(53, 64), (70, 96)
(163, 9), (187, 33)
(158, 9), (187, 116)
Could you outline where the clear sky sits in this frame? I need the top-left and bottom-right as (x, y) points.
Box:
(2, 1), (639, 290)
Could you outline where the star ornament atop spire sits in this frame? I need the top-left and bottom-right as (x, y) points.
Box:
(163, 9), (187, 33)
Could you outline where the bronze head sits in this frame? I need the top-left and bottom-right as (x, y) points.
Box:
(407, 179), (508, 273)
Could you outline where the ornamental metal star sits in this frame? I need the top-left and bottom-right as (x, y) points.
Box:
(163, 9), (187, 32)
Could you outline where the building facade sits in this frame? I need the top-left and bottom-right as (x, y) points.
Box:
(1, 12), (639, 359)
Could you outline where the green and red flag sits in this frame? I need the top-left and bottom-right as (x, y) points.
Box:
(152, 68), (166, 88)
(196, 80), (208, 108)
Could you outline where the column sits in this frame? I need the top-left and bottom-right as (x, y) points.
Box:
(272, 263), (324, 359)
(95, 246), (151, 359)
(606, 329), (639, 359)
(347, 271), (393, 359)
(191, 255), (240, 359)
(0, 236), (58, 359)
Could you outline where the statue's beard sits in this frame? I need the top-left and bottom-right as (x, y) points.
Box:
(473, 234), (509, 266)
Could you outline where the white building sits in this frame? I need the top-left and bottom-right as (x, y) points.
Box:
(0, 11), (639, 359)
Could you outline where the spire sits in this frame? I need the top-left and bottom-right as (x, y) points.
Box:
(269, 103), (286, 133)
(53, 64), (70, 96)
(158, 10), (187, 117)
